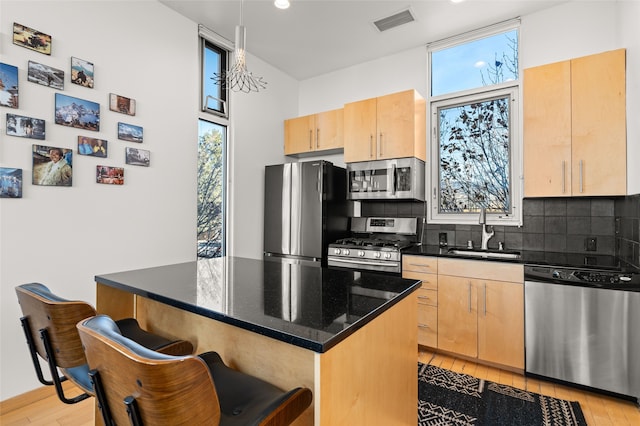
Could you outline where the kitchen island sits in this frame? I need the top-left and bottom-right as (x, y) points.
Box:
(95, 257), (420, 425)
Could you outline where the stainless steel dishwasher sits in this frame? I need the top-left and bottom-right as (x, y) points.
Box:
(524, 264), (640, 402)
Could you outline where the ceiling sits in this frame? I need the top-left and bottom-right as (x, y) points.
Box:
(160, 0), (569, 81)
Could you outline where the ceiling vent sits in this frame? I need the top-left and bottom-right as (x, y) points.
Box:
(373, 8), (416, 32)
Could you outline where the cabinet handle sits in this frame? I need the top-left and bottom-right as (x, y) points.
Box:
(409, 263), (430, 268)
(483, 282), (487, 316)
(417, 296), (431, 301)
(467, 282), (472, 313)
(418, 324), (430, 329)
(579, 160), (584, 193)
(369, 135), (374, 158)
(308, 129), (313, 150)
(561, 160), (566, 194)
(316, 128), (320, 149)
(379, 132), (383, 157)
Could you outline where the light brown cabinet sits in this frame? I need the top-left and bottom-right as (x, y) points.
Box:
(402, 255), (438, 348)
(524, 49), (626, 197)
(344, 90), (426, 163)
(284, 108), (344, 156)
(404, 256), (524, 370)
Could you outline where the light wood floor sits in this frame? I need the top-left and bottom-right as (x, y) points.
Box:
(2, 350), (639, 425)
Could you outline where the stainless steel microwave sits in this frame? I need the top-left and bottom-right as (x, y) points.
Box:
(346, 157), (425, 201)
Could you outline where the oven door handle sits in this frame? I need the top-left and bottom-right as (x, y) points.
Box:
(328, 258), (399, 267)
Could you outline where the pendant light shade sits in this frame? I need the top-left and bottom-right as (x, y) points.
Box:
(212, 0), (267, 93)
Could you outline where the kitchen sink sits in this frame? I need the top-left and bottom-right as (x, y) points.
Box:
(446, 248), (522, 260)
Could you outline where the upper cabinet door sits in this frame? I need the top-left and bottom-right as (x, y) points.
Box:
(571, 48), (626, 196)
(315, 108), (344, 152)
(523, 60), (572, 197)
(376, 90), (423, 160)
(284, 114), (315, 156)
(344, 98), (377, 163)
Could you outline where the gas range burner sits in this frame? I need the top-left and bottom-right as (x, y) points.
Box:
(333, 238), (412, 250)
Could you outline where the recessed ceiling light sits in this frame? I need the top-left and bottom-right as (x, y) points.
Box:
(274, 0), (290, 9)
(451, 0), (466, 3)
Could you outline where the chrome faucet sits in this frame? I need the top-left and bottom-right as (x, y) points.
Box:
(479, 207), (494, 250)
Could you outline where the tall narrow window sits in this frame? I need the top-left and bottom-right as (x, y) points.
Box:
(428, 21), (521, 225)
(197, 119), (226, 258)
(199, 26), (230, 258)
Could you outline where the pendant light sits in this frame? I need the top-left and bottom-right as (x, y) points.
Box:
(212, 0), (267, 93)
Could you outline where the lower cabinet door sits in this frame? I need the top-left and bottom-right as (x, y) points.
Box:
(477, 280), (524, 369)
(437, 275), (478, 358)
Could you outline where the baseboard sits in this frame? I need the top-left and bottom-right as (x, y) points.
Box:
(0, 381), (76, 414)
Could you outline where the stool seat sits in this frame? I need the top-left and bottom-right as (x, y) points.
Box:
(78, 314), (313, 426)
(15, 283), (194, 405)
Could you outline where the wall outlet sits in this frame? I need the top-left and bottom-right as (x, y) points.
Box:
(585, 237), (597, 251)
(439, 232), (448, 247)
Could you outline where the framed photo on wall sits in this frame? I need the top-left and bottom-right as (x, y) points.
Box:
(0, 63), (19, 108)
(0, 167), (23, 198)
(109, 93), (136, 116)
(32, 145), (72, 187)
(12, 23), (52, 55)
(125, 147), (150, 167)
(97, 165), (124, 185)
(78, 136), (107, 157)
(27, 60), (64, 90)
(71, 57), (94, 88)
(117, 122), (143, 143)
(6, 113), (45, 139)
(55, 93), (100, 131)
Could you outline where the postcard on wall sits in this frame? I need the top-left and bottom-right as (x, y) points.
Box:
(117, 122), (143, 143)
(27, 61), (64, 90)
(78, 136), (107, 157)
(71, 57), (94, 88)
(55, 93), (100, 131)
(97, 165), (124, 185)
(32, 145), (73, 187)
(0, 167), (23, 198)
(13, 23), (52, 55)
(6, 113), (45, 139)
(109, 93), (136, 116)
(0, 63), (19, 108)
(125, 147), (150, 167)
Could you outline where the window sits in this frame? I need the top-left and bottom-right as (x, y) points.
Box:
(198, 26), (230, 258)
(202, 40), (228, 117)
(197, 119), (226, 258)
(428, 21), (521, 225)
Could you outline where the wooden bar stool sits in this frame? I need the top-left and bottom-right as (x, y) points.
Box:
(15, 283), (194, 405)
(78, 314), (313, 426)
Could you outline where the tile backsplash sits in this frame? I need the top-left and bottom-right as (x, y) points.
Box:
(360, 194), (640, 269)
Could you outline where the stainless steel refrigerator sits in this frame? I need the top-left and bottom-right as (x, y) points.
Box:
(263, 160), (349, 267)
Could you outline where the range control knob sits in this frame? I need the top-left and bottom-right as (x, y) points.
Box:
(552, 270), (561, 279)
(343, 249), (350, 256)
(384, 253), (392, 260)
(333, 248), (341, 255)
(358, 250), (366, 257)
(374, 252), (381, 259)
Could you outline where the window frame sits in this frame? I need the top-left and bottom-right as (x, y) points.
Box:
(199, 25), (232, 119)
(426, 19), (522, 226)
(198, 25), (231, 257)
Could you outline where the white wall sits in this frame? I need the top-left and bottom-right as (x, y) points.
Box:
(0, 0), (298, 400)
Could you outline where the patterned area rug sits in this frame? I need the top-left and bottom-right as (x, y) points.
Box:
(418, 363), (588, 426)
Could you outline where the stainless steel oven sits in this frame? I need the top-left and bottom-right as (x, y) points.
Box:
(327, 217), (418, 274)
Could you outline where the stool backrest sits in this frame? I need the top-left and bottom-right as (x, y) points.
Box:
(16, 283), (96, 368)
(78, 315), (221, 425)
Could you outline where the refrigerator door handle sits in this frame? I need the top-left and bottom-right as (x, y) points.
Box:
(282, 163), (292, 255)
(317, 164), (323, 202)
(290, 163), (301, 255)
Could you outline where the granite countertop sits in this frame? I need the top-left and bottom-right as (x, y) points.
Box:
(95, 256), (420, 353)
(404, 244), (639, 272)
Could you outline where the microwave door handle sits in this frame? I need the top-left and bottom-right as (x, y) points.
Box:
(391, 164), (396, 195)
